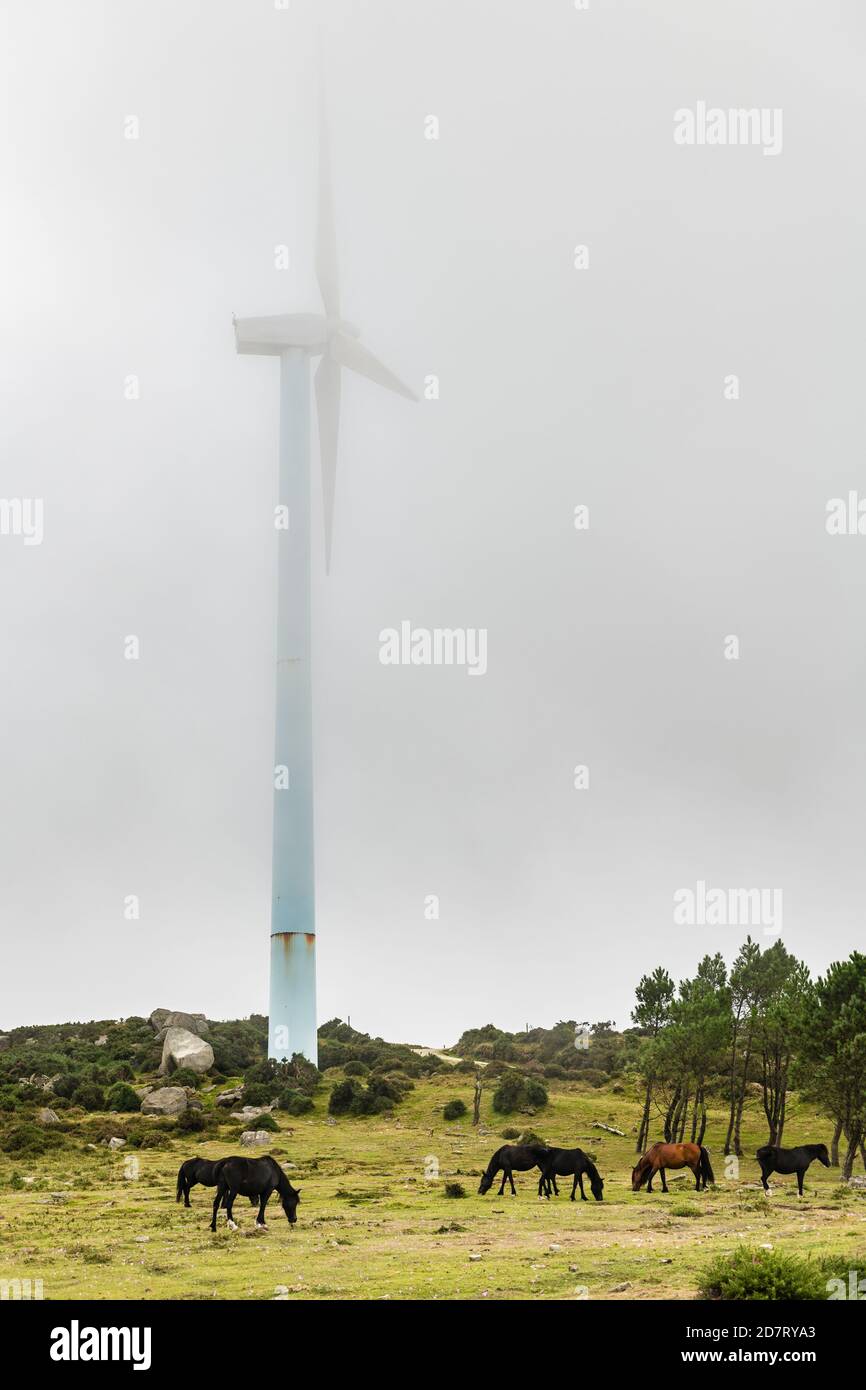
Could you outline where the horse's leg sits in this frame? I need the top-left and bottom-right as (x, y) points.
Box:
(659, 1167), (668, 1193)
(225, 1188), (238, 1230)
(576, 1173), (585, 1201)
(183, 1181), (192, 1209)
(256, 1192), (268, 1227)
(508, 1167), (517, 1196)
(760, 1165), (771, 1192)
(497, 1167), (507, 1196)
(797, 1168), (805, 1197)
(210, 1186), (222, 1232)
(693, 1162), (701, 1191)
(646, 1168), (654, 1193)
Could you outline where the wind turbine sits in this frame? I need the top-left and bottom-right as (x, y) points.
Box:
(234, 87), (416, 1066)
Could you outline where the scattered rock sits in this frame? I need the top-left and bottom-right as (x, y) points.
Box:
(241, 1130), (273, 1147)
(107, 1137), (126, 1150)
(37, 1108), (60, 1126)
(158, 1027), (214, 1076)
(217, 1087), (244, 1108)
(273, 1285), (289, 1300)
(469, 1253), (483, 1262)
(141, 1086), (188, 1117)
(548, 1243), (562, 1253)
(231, 1105), (274, 1122)
(95, 1035), (108, 1046)
(611, 1282), (631, 1292)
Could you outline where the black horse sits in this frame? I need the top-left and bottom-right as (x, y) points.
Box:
(478, 1144), (552, 1197)
(756, 1143), (831, 1196)
(537, 1147), (604, 1202)
(210, 1155), (301, 1231)
(176, 1157), (258, 1209)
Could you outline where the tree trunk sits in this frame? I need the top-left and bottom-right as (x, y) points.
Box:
(732, 1029), (754, 1156)
(637, 1079), (653, 1153)
(724, 1017), (741, 1154)
(842, 1127), (862, 1182)
(472, 1073), (482, 1127)
(831, 1118), (843, 1167)
(697, 1105), (708, 1147)
(663, 1087), (681, 1143)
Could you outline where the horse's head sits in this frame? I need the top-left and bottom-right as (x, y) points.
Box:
(280, 1180), (300, 1225)
(478, 1172), (493, 1195)
(590, 1173), (605, 1202)
(816, 1144), (831, 1168)
(631, 1161), (646, 1192)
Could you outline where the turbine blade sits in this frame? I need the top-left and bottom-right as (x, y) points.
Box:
(315, 353), (341, 573)
(316, 70), (340, 319)
(330, 332), (417, 401)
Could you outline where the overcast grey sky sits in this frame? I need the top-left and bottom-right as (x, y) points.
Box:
(1, 0), (864, 1044)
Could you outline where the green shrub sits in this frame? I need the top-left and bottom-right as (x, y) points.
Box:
(174, 1109), (207, 1133)
(342, 1061), (368, 1077)
(0, 1123), (55, 1156)
(444, 1182), (466, 1198)
(169, 1068), (202, 1090)
(699, 1246), (830, 1301)
(500, 1127), (520, 1140)
(51, 1075), (80, 1100)
(241, 1082), (275, 1107)
(329, 1079), (362, 1115)
(277, 1089), (314, 1116)
(105, 1082), (141, 1113)
(443, 1099), (467, 1121)
(577, 1068), (608, 1088)
(249, 1112), (279, 1132)
(491, 1070), (548, 1114)
(71, 1083), (105, 1112)
(516, 1128), (546, 1148)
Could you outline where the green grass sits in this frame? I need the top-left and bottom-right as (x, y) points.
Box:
(1, 1074), (863, 1301)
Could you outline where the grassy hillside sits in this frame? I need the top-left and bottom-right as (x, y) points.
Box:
(1, 1053), (864, 1300)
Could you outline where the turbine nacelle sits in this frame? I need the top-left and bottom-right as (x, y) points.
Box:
(233, 313), (364, 358)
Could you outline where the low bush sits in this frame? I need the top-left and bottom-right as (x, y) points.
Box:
(491, 1070), (548, 1114)
(277, 1089), (314, 1116)
(443, 1099), (467, 1121)
(71, 1083), (105, 1112)
(699, 1246), (830, 1301)
(105, 1082), (141, 1113)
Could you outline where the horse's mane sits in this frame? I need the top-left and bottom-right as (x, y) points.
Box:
(583, 1154), (601, 1182)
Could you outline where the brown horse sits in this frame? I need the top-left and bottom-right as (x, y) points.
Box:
(631, 1141), (714, 1193)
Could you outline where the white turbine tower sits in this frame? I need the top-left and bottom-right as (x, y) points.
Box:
(234, 87), (416, 1066)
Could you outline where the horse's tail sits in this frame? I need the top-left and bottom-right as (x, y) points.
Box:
(699, 1147), (715, 1186)
(176, 1163), (186, 1202)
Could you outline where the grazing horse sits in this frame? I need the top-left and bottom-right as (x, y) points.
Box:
(176, 1157), (258, 1209)
(478, 1144), (552, 1197)
(210, 1155), (301, 1231)
(537, 1147), (604, 1202)
(756, 1143), (831, 1196)
(631, 1141), (714, 1193)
